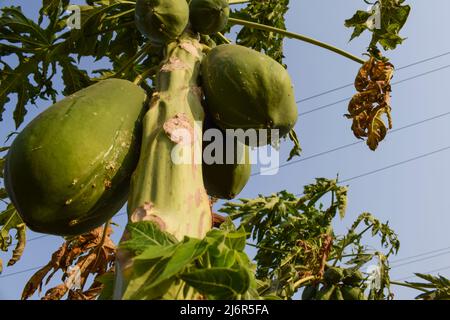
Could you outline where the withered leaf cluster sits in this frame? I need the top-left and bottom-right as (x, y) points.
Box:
(346, 57), (395, 151)
(21, 225), (116, 300)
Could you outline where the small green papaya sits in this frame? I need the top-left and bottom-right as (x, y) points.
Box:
(324, 266), (345, 284)
(135, 0), (189, 45)
(331, 286), (345, 300)
(201, 44), (298, 146)
(4, 79), (147, 236)
(189, 0), (230, 35)
(341, 286), (366, 300)
(342, 269), (365, 285)
(301, 285), (318, 300)
(202, 117), (251, 199)
(316, 285), (336, 300)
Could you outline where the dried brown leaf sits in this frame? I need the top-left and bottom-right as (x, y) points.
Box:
(42, 284), (68, 301)
(22, 224), (116, 300)
(7, 223), (26, 267)
(21, 263), (54, 300)
(347, 57), (394, 150)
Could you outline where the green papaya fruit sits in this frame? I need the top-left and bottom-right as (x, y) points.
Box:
(301, 285), (318, 300)
(331, 286), (345, 300)
(202, 116), (251, 199)
(201, 44), (298, 146)
(316, 284), (336, 300)
(4, 79), (147, 236)
(189, 0), (230, 35)
(324, 266), (345, 284)
(135, 0), (189, 45)
(342, 269), (364, 285)
(341, 286), (366, 300)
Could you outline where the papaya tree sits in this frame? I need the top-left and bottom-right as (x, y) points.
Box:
(0, 0), (448, 300)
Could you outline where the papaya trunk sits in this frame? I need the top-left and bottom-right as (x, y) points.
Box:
(114, 37), (212, 299)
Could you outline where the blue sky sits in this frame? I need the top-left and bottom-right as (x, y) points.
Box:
(1, 0), (450, 300)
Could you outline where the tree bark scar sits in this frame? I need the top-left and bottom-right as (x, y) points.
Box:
(130, 202), (166, 231)
(191, 85), (203, 100)
(180, 41), (201, 58)
(160, 57), (189, 72)
(163, 113), (194, 145)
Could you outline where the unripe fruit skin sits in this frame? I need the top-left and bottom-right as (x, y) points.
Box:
(189, 0), (230, 35)
(135, 0), (189, 45)
(202, 117), (251, 199)
(324, 266), (345, 284)
(301, 285), (318, 300)
(201, 45), (298, 145)
(341, 286), (366, 300)
(5, 79), (147, 236)
(342, 269), (364, 285)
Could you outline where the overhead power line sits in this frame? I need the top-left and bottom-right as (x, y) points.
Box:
(0, 266), (42, 279)
(391, 246), (450, 264)
(254, 110), (450, 176)
(396, 265), (450, 282)
(391, 251), (450, 269)
(290, 144), (450, 197)
(298, 64), (450, 117)
(296, 51), (450, 104)
(338, 145), (450, 185)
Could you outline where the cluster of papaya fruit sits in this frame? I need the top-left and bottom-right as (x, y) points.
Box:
(4, 0), (298, 236)
(302, 266), (367, 300)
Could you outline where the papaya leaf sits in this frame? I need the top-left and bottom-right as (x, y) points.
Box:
(96, 271), (115, 300)
(58, 56), (93, 96)
(120, 221), (178, 254)
(181, 267), (251, 299)
(231, 0), (289, 64)
(0, 204), (26, 273)
(22, 225), (115, 300)
(139, 238), (210, 290)
(345, 0), (411, 53)
(405, 273), (450, 300)
(122, 258), (175, 300)
(0, 1), (151, 127)
(224, 228), (247, 251)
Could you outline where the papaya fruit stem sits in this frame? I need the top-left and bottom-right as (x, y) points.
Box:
(228, 0), (249, 4)
(216, 32), (231, 44)
(389, 281), (429, 293)
(293, 275), (316, 289)
(133, 66), (158, 85)
(228, 17), (365, 64)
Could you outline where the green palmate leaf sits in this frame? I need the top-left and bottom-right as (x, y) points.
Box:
(135, 238), (209, 287)
(96, 272), (115, 300)
(0, 56), (41, 127)
(58, 56), (92, 95)
(345, 0), (411, 53)
(231, 0), (289, 64)
(181, 267), (251, 299)
(120, 221), (178, 254)
(0, 204), (26, 273)
(122, 258), (175, 300)
(1, 1), (150, 127)
(405, 273), (450, 300)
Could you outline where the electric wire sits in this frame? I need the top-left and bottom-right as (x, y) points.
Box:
(296, 51), (450, 104)
(299, 64), (450, 117)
